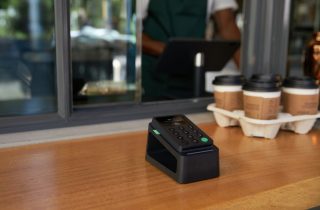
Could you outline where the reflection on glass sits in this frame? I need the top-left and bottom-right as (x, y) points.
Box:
(0, 0), (56, 116)
(70, 0), (136, 106)
(287, 0), (320, 77)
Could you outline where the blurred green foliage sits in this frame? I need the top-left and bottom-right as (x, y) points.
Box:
(70, 0), (128, 33)
(0, 0), (54, 39)
(0, 0), (135, 39)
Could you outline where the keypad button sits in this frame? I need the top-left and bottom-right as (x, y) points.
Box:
(174, 132), (179, 136)
(200, 137), (209, 143)
(183, 131), (189, 134)
(183, 141), (189, 145)
(196, 133), (203, 137)
(192, 139), (199, 143)
(177, 136), (183, 140)
(187, 135), (193, 139)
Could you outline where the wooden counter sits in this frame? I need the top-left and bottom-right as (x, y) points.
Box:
(0, 123), (320, 209)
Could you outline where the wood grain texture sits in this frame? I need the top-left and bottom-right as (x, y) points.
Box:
(0, 123), (320, 210)
(211, 176), (320, 209)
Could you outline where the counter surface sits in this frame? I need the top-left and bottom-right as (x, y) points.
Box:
(0, 123), (319, 209)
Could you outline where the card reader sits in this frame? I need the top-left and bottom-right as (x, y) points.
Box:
(146, 115), (219, 184)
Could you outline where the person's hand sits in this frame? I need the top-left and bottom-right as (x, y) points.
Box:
(142, 33), (166, 56)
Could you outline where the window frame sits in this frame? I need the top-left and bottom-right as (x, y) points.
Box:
(0, 0), (293, 134)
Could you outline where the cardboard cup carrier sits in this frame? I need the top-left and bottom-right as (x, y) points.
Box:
(207, 103), (320, 139)
(208, 76), (320, 139)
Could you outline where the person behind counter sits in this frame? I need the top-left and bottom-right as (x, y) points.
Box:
(141, 0), (241, 101)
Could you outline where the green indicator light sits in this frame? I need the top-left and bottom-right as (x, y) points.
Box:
(201, 137), (209, 143)
(153, 129), (160, 135)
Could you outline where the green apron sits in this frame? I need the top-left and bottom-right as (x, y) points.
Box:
(142, 0), (207, 101)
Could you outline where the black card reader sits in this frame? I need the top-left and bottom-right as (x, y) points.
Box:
(146, 115), (219, 184)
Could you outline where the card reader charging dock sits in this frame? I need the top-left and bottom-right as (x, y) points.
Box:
(146, 115), (219, 184)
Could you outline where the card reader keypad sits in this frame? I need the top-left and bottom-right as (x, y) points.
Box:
(152, 115), (213, 152)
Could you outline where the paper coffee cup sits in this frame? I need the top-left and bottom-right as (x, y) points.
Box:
(282, 77), (319, 115)
(212, 75), (244, 111)
(243, 81), (281, 120)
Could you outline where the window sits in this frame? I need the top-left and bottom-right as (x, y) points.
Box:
(0, 0), (56, 117)
(0, 0), (249, 133)
(287, 0), (320, 77)
(70, 0), (138, 106)
(0, 0), (294, 134)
